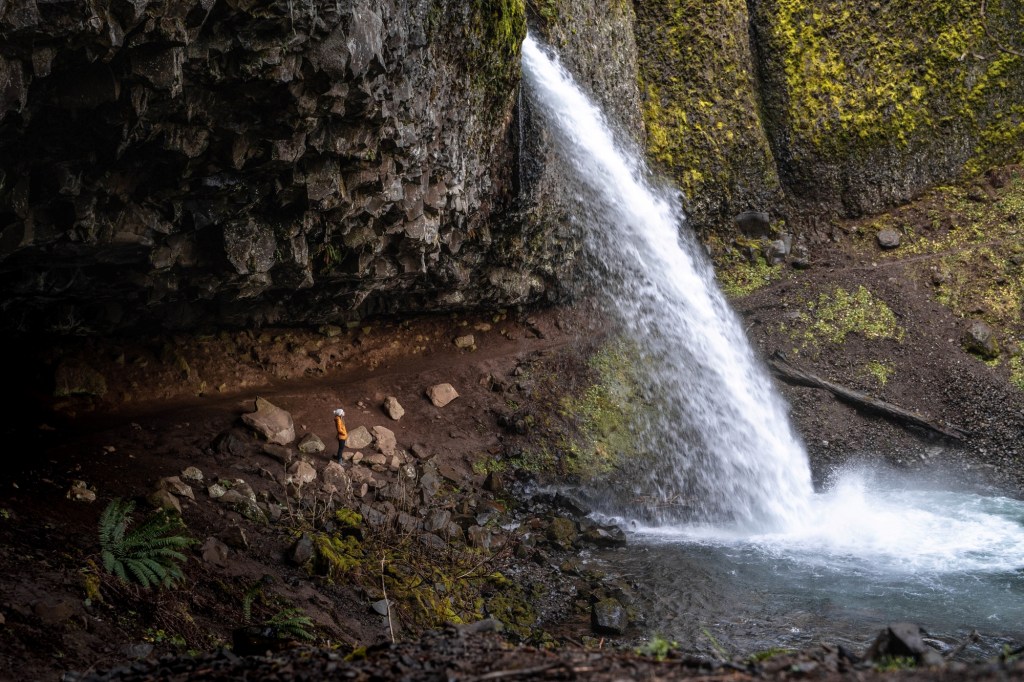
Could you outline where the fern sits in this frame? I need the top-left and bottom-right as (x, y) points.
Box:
(267, 608), (316, 641)
(99, 498), (193, 589)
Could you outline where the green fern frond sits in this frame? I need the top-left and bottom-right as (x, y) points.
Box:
(267, 608), (316, 641)
(98, 498), (193, 590)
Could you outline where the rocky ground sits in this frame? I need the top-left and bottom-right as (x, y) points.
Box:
(2, 168), (1023, 681)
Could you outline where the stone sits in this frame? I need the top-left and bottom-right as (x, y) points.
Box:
(157, 476), (195, 500)
(483, 471), (503, 493)
(582, 525), (627, 548)
(218, 490), (267, 523)
(122, 643), (154, 660)
(207, 483), (227, 499)
(346, 425), (373, 450)
(467, 525), (492, 549)
(180, 466), (204, 483)
(877, 227), (902, 249)
(410, 443), (432, 460)
(297, 433), (325, 454)
(220, 525), (248, 550)
(241, 397), (296, 445)
(148, 489), (181, 514)
(372, 425), (397, 456)
(962, 320), (999, 359)
(321, 461), (351, 495)
(214, 431), (250, 457)
(201, 537), (229, 567)
(287, 460), (317, 485)
(371, 599), (390, 616)
(546, 517), (578, 549)
(66, 480), (96, 502)
(424, 509), (451, 533)
(591, 598), (628, 635)
(383, 396), (404, 421)
(866, 623), (945, 667)
(426, 383), (459, 407)
(262, 444), (294, 465)
(288, 534), (314, 566)
(454, 334), (475, 349)
(364, 453), (387, 467)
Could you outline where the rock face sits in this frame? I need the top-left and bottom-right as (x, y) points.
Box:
(0, 0), (535, 336)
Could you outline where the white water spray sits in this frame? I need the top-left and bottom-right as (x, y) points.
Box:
(521, 35), (813, 530)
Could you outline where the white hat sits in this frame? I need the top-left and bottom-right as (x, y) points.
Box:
(333, 408), (345, 416)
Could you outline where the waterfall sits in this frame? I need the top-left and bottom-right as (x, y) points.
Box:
(521, 35), (813, 531)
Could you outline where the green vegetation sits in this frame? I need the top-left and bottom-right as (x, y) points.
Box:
(98, 498), (193, 590)
(796, 286), (905, 347)
(864, 360), (895, 386)
(747, 647), (796, 663)
(265, 608), (316, 641)
(636, 634), (679, 661)
(1010, 354), (1024, 391)
(873, 655), (918, 672)
(714, 238), (787, 297)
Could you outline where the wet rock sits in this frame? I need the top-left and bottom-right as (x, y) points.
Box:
(297, 433), (325, 454)
(591, 598), (628, 635)
(241, 397), (295, 446)
(383, 396), (405, 421)
(581, 525), (627, 548)
(866, 623), (945, 667)
(546, 517), (578, 549)
(962, 319), (999, 359)
(346, 425), (373, 450)
(877, 227), (902, 249)
(426, 383), (459, 407)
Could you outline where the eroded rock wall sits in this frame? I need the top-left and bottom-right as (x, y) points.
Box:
(0, 0), (530, 335)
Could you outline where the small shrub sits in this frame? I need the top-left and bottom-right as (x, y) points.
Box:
(99, 498), (193, 589)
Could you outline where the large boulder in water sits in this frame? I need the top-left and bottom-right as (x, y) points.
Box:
(865, 623), (945, 667)
(591, 598), (628, 635)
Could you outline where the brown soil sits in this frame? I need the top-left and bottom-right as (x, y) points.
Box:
(2, 172), (1024, 681)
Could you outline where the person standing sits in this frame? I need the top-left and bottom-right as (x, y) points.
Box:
(333, 408), (348, 463)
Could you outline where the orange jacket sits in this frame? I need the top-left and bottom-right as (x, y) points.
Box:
(335, 415), (348, 440)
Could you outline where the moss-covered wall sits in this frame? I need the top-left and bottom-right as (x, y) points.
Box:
(635, 0), (786, 238)
(634, 0), (1024, 239)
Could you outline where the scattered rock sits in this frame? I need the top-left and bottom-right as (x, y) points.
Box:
(426, 383), (459, 407)
(122, 643), (154, 660)
(297, 433), (325, 454)
(483, 471), (503, 493)
(262, 444), (294, 465)
(321, 461), (351, 495)
(877, 227), (902, 249)
(288, 534), (314, 566)
(546, 517), (577, 549)
(66, 480), (96, 502)
(241, 397), (296, 445)
(591, 598), (628, 635)
(371, 599), (390, 616)
(410, 443), (432, 460)
(383, 396), (405, 421)
(207, 483), (227, 499)
(467, 525), (492, 549)
(454, 334), (475, 350)
(346, 425), (373, 450)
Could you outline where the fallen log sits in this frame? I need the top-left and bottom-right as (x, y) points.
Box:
(768, 351), (969, 442)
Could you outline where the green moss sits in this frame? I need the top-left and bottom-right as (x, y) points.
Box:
(796, 285), (904, 347)
(1010, 354), (1024, 391)
(747, 647), (796, 663)
(715, 245), (786, 297)
(334, 508), (363, 531)
(761, 0), (1024, 160)
(864, 360), (894, 386)
(312, 533), (363, 579)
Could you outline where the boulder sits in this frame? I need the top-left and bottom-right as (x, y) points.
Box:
(410, 443), (432, 460)
(877, 227), (902, 249)
(383, 396), (405, 421)
(962, 320), (999, 359)
(454, 334), (475, 350)
(200, 537), (229, 566)
(546, 517), (578, 549)
(66, 480), (96, 502)
(262, 444), (294, 465)
(426, 383), (459, 407)
(297, 433), (325, 454)
(287, 460), (317, 486)
(180, 466), (204, 483)
(157, 476), (195, 500)
(372, 425), (397, 456)
(148, 489), (182, 514)
(321, 461), (351, 494)
(220, 525), (249, 550)
(241, 397), (295, 445)
(346, 425), (373, 450)
(591, 598), (628, 635)
(866, 623), (944, 667)
(288, 534), (314, 566)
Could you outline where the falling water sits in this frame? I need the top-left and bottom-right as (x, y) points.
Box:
(521, 35), (813, 530)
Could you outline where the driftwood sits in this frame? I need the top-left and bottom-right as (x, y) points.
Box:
(768, 352), (968, 442)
